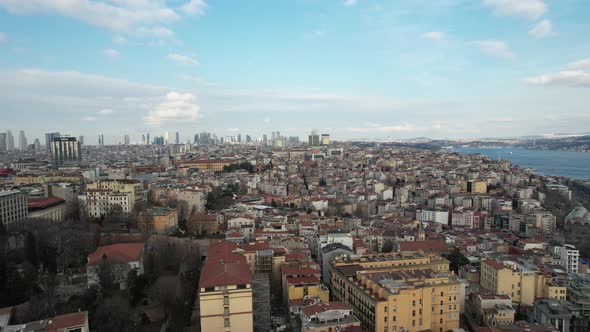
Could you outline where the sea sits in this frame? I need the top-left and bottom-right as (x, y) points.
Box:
(453, 147), (590, 180)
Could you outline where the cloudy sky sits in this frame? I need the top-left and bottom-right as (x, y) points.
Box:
(0, 0), (589, 144)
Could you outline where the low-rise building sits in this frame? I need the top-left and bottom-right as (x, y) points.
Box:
(86, 243), (144, 289)
(137, 207), (178, 234)
(300, 302), (361, 332)
(78, 189), (132, 218)
(28, 196), (66, 222)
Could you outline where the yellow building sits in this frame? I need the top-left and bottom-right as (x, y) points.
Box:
(86, 179), (143, 202)
(331, 251), (450, 273)
(282, 267), (329, 312)
(137, 207), (178, 234)
(480, 259), (567, 305)
(464, 180), (487, 193)
(12, 173), (82, 184)
(332, 265), (461, 332)
(178, 159), (234, 172)
(200, 241), (253, 332)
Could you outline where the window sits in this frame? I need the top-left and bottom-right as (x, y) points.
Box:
(224, 318), (230, 327)
(68, 329), (82, 332)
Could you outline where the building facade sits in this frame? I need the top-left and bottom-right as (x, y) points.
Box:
(0, 190), (29, 229)
(50, 136), (82, 169)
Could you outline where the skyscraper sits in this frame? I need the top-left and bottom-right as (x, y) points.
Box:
(51, 136), (82, 169)
(321, 134), (330, 146)
(142, 134), (146, 145)
(79, 136), (84, 145)
(146, 133), (150, 145)
(45, 132), (61, 153)
(18, 130), (27, 151)
(308, 130), (320, 146)
(98, 133), (105, 146)
(33, 138), (41, 151)
(124, 134), (130, 145)
(164, 131), (169, 145)
(262, 134), (268, 145)
(175, 131), (180, 144)
(0, 133), (6, 152)
(6, 130), (14, 151)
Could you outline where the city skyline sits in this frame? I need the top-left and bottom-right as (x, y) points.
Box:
(0, 0), (589, 140)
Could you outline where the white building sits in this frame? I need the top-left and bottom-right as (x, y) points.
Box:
(559, 244), (580, 274)
(78, 189), (132, 218)
(0, 190), (28, 229)
(177, 189), (205, 214)
(419, 209), (449, 225)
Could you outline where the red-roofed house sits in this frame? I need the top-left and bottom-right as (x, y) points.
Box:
(282, 266), (329, 313)
(45, 311), (89, 332)
(86, 243), (144, 289)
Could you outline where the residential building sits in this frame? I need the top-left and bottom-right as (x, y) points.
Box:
(137, 207), (178, 234)
(531, 298), (589, 332)
(300, 302), (361, 332)
(559, 244), (580, 274)
(199, 241), (253, 332)
(282, 266), (329, 313)
(331, 263), (461, 332)
(86, 243), (144, 289)
(177, 189), (205, 214)
(78, 189), (132, 218)
(86, 179), (143, 202)
(480, 259), (566, 305)
(320, 243), (353, 287)
(0, 190), (28, 229)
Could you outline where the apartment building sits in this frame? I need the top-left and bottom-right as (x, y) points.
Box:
(480, 259), (567, 305)
(331, 252), (460, 332)
(0, 190), (28, 229)
(137, 207), (178, 234)
(86, 179), (143, 202)
(78, 189), (132, 218)
(199, 241), (253, 332)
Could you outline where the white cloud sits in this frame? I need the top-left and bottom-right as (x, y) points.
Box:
(566, 58), (590, 70)
(227, 127), (240, 132)
(482, 0), (546, 19)
(98, 108), (113, 115)
(182, 0), (206, 15)
(83, 116), (97, 121)
(469, 40), (514, 59)
(144, 92), (201, 127)
(102, 48), (120, 58)
(344, 0), (357, 6)
(0, 32), (5, 43)
(167, 53), (198, 65)
(527, 70), (590, 87)
(529, 19), (552, 38)
(263, 117), (271, 124)
(0, 0), (205, 39)
(421, 31), (445, 40)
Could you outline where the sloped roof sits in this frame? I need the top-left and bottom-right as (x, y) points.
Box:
(87, 243), (144, 266)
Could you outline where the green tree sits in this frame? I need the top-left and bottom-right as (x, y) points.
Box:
(444, 247), (469, 274)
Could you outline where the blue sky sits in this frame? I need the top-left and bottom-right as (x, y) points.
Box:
(0, 0), (589, 144)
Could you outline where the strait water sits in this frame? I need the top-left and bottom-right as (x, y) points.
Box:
(454, 147), (590, 180)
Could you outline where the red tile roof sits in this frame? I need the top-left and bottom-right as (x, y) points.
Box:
(199, 241), (251, 288)
(45, 311), (87, 331)
(483, 259), (506, 271)
(283, 267), (320, 276)
(87, 243), (144, 266)
(27, 196), (65, 210)
(398, 239), (446, 252)
(287, 276), (320, 285)
(302, 302), (350, 316)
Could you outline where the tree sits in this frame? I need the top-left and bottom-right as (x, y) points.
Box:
(382, 240), (394, 253)
(98, 256), (116, 294)
(92, 294), (134, 332)
(444, 247), (469, 274)
(319, 178), (327, 186)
